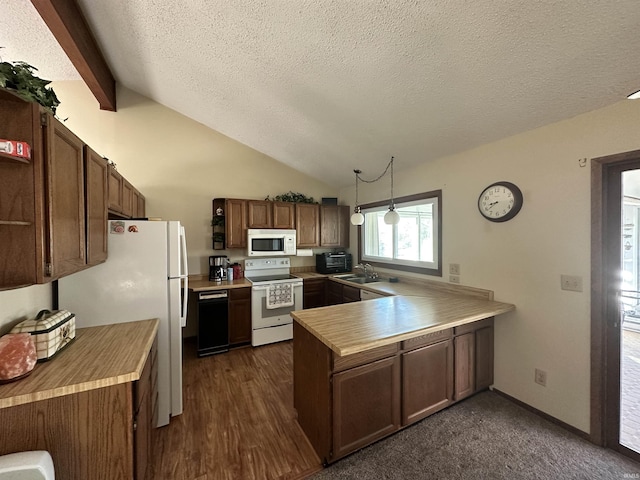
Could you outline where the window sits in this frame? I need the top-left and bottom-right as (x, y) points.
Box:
(358, 190), (442, 276)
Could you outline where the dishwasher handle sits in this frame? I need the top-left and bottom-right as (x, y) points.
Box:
(199, 291), (228, 301)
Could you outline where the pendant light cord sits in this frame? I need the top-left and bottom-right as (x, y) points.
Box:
(355, 156), (394, 184)
(355, 156), (395, 207)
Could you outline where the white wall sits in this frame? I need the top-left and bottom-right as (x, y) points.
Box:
(342, 99), (640, 433)
(52, 81), (340, 275)
(0, 284), (51, 333)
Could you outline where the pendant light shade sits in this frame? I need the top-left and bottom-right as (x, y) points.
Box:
(351, 210), (365, 225)
(384, 207), (400, 225)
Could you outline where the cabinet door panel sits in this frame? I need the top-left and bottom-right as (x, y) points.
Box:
(122, 180), (134, 218)
(45, 116), (86, 278)
(273, 202), (295, 229)
(475, 325), (494, 391)
(225, 199), (247, 248)
(296, 204), (319, 247)
(229, 288), (252, 345)
(84, 147), (108, 266)
(320, 205), (350, 247)
(248, 200), (272, 228)
(108, 167), (123, 213)
(332, 356), (400, 460)
(303, 278), (326, 309)
(402, 340), (453, 425)
(454, 333), (475, 401)
(326, 280), (343, 305)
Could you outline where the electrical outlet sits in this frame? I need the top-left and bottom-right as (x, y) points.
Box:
(534, 368), (547, 386)
(449, 263), (460, 275)
(561, 274), (583, 292)
(449, 275), (460, 284)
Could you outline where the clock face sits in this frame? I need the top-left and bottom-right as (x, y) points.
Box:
(478, 181), (523, 222)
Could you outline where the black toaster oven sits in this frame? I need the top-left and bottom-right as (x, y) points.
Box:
(316, 253), (352, 274)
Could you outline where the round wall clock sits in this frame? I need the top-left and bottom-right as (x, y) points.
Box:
(477, 181), (523, 222)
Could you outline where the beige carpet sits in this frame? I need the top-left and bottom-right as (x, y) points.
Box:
(311, 391), (640, 479)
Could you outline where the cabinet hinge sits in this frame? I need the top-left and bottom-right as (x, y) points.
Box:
(133, 420), (137, 431)
(45, 263), (53, 277)
(40, 112), (47, 126)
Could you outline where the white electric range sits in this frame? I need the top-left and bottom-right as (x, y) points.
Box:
(244, 258), (303, 346)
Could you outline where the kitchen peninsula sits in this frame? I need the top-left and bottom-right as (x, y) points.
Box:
(291, 280), (514, 465)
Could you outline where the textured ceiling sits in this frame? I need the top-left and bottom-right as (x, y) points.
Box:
(2, 1), (640, 188)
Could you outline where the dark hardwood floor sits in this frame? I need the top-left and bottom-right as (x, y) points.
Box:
(147, 339), (322, 480)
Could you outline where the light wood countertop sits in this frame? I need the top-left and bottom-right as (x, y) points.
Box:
(0, 319), (158, 409)
(291, 293), (514, 356)
(189, 277), (252, 292)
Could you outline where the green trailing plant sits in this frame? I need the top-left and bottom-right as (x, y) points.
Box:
(0, 55), (60, 115)
(265, 191), (318, 204)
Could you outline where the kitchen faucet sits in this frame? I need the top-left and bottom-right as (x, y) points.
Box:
(354, 263), (378, 280)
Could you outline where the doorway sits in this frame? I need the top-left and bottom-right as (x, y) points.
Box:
(591, 149), (640, 462)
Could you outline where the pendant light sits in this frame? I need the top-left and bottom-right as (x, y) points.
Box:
(350, 156), (400, 226)
(350, 169), (365, 225)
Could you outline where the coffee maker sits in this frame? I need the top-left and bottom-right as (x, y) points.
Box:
(209, 255), (228, 282)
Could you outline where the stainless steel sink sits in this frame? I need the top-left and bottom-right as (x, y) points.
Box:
(333, 274), (380, 284)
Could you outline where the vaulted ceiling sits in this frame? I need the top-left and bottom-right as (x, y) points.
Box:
(2, 1), (640, 187)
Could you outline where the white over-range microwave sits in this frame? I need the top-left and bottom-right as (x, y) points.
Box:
(247, 229), (297, 256)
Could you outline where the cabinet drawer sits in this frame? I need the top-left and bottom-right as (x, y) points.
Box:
(332, 343), (398, 373)
(401, 328), (452, 351)
(229, 287), (251, 300)
(454, 317), (494, 336)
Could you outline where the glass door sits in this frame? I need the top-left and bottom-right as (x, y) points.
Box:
(620, 171), (640, 454)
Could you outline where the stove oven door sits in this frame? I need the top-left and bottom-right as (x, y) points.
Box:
(251, 283), (302, 346)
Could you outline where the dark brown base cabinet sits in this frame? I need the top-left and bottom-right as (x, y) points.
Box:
(293, 317), (494, 464)
(303, 277), (327, 309)
(229, 287), (252, 345)
(0, 337), (157, 480)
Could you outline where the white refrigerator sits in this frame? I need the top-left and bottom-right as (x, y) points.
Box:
(58, 220), (188, 428)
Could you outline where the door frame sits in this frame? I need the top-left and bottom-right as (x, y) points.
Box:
(591, 148), (640, 461)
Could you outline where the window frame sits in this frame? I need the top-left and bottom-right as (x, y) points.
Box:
(357, 190), (443, 277)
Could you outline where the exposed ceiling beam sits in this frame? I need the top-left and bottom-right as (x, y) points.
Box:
(31, 0), (116, 111)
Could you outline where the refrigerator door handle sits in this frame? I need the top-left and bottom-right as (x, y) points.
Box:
(181, 276), (189, 327)
(180, 226), (189, 326)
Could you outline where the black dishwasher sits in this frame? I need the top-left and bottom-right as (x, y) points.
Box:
(197, 290), (229, 357)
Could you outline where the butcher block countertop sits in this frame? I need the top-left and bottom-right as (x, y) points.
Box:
(0, 319), (158, 409)
(291, 292), (514, 356)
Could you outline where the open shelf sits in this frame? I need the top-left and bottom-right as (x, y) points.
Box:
(0, 152), (30, 164)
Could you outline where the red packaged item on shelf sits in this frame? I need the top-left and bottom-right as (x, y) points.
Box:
(0, 138), (31, 160)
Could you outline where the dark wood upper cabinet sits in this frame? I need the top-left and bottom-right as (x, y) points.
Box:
(320, 205), (350, 248)
(248, 200), (295, 229)
(84, 146), (108, 266)
(225, 199), (248, 248)
(273, 202), (295, 229)
(121, 180), (134, 218)
(296, 203), (319, 247)
(107, 166), (123, 213)
(0, 88), (145, 288)
(42, 113), (86, 279)
(247, 200), (272, 228)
